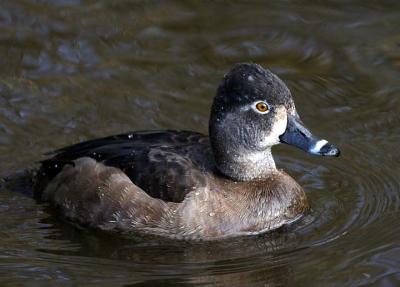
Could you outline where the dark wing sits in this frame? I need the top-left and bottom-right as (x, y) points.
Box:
(34, 130), (214, 203)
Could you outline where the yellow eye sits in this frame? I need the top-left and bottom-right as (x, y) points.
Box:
(255, 102), (269, 113)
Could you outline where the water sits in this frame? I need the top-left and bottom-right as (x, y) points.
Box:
(0, 1), (399, 286)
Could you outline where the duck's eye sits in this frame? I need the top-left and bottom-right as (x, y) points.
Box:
(255, 102), (269, 113)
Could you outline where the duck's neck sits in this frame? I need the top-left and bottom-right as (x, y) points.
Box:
(215, 148), (277, 181)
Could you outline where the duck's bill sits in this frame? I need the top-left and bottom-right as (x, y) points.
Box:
(279, 115), (340, 157)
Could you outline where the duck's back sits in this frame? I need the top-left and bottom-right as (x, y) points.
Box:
(34, 130), (214, 203)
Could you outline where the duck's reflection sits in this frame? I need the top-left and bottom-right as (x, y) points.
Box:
(41, 215), (298, 287)
(124, 264), (292, 287)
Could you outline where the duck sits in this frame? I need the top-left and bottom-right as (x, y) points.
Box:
(33, 63), (340, 240)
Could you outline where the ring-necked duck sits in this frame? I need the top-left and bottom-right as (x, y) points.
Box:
(34, 63), (340, 240)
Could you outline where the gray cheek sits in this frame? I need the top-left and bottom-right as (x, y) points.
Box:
(245, 114), (274, 149)
(261, 109), (278, 130)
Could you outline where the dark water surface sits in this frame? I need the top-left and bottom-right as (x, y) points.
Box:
(0, 0), (399, 286)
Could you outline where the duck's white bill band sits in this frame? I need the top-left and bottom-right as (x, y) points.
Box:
(309, 139), (328, 154)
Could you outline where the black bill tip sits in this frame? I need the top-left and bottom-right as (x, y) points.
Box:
(320, 143), (340, 157)
(309, 140), (341, 157)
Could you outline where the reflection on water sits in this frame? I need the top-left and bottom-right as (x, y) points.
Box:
(0, 0), (399, 286)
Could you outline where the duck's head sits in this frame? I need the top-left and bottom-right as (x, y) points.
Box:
(209, 63), (340, 181)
